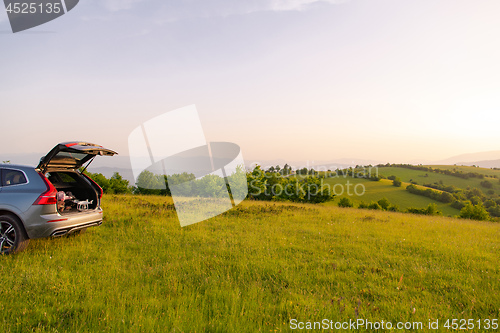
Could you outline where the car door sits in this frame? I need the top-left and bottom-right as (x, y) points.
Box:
(37, 142), (118, 173)
(0, 167), (38, 213)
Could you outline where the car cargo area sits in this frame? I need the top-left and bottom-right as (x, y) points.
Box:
(45, 171), (98, 215)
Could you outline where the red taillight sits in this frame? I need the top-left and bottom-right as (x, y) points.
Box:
(65, 143), (78, 147)
(33, 172), (58, 205)
(83, 173), (103, 199)
(47, 218), (68, 223)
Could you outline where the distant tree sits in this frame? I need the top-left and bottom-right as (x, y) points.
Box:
(460, 203), (490, 221)
(302, 176), (334, 203)
(358, 202), (368, 209)
(425, 203), (441, 216)
(377, 197), (390, 210)
(338, 197), (354, 208)
(282, 164), (291, 176)
(465, 187), (485, 201)
(484, 199), (497, 209)
(388, 205), (399, 212)
(470, 196), (483, 206)
(440, 192), (455, 204)
(480, 180), (493, 189)
(451, 200), (467, 210)
(109, 172), (131, 194)
(135, 170), (166, 195)
(226, 165), (248, 200)
(487, 205), (500, 218)
(367, 201), (381, 210)
(392, 178), (402, 187)
(298, 167), (308, 176)
(195, 174), (227, 198)
(406, 203), (441, 216)
(246, 166), (267, 199)
(86, 172), (111, 193)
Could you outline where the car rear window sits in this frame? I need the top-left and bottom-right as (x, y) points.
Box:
(54, 151), (89, 164)
(46, 172), (79, 185)
(1, 169), (28, 186)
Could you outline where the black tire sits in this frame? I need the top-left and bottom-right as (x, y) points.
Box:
(0, 215), (29, 255)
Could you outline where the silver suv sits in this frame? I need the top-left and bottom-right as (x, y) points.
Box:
(0, 142), (117, 254)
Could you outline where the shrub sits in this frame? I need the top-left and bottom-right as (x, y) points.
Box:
(470, 196), (482, 206)
(392, 178), (402, 187)
(487, 205), (500, 218)
(338, 197), (354, 208)
(388, 205), (399, 212)
(460, 203), (490, 221)
(406, 203), (442, 216)
(484, 199), (497, 209)
(367, 202), (381, 210)
(425, 203), (441, 216)
(377, 197), (390, 210)
(109, 172), (131, 194)
(440, 192), (455, 203)
(358, 202), (368, 209)
(480, 180), (493, 189)
(451, 200), (467, 210)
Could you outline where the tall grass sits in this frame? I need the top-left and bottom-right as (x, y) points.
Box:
(0, 195), (499, 332)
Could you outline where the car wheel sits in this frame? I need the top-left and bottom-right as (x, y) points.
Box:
(0, 215), (29, 254)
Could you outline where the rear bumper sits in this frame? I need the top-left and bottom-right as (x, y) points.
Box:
(24, 208), (104, 239)
(49, 220), (102, 237)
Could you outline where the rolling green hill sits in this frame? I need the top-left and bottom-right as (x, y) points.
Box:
(0, 195), (499, 332)
(378, 166), (500, 197)
(319, 165), (500, 218)
(322, 177), (460, 216)
(428, 165), (500, 177)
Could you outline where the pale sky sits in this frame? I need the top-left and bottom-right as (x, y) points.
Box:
(1, 0), (500, 165)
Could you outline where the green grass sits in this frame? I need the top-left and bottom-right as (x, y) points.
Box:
(1, 195), (499, 332)
(322, 177), (459, 216)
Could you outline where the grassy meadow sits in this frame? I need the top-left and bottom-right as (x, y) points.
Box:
(1, 195), (499, 332)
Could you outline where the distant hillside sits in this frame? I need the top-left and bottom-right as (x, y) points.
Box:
(86, 166), (136, 184)
(456, 159), (500, 169)
(438, 150), (500, 165)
